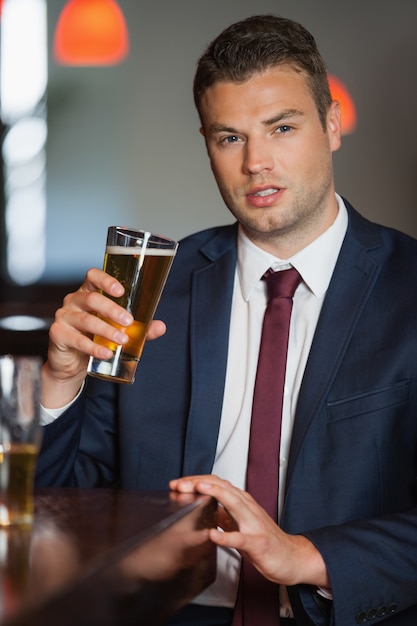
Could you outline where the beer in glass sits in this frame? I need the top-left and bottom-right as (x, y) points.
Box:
(87, 227), (178, 383)
(0, 355), (42, 526)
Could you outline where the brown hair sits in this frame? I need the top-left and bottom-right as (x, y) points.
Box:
(193, 14), (332, 129)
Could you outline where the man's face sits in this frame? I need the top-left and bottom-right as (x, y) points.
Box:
(199, 66), (341, 257)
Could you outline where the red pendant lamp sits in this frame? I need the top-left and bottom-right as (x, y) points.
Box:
(53, 0), (129, 66)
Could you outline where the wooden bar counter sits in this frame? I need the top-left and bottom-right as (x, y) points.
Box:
(0, 488), (217, 626)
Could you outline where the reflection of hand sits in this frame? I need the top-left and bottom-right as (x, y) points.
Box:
(170, 475), (330, 589)
(120, 496), (211, 584)
(121, 526), (211, 583)
(42, 267), (166, 408)
(29, 521), (80, 601)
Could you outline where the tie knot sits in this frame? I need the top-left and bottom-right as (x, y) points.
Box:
(263, 267), (301, 302)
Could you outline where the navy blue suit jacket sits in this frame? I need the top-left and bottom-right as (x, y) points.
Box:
(36, 201), (417, 626)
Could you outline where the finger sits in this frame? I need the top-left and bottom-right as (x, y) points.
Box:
(169, 478), (199, 493)
(66, 269), (133, 329)
(208, 528), (247, 551)
(61, 304), (131, 340)
(62, 289), (133, 327)
(186, 477), (254, 508)
(146, 320), (167, 341)
(81, 268), (125, 298)
(169, 475), (216, 493)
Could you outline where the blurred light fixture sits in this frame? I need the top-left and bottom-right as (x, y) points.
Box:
(53, 0), (129, 66)
(1, 0), (47, 285)
(328, 74), (357, 135)
(0, 316), (50, 331)
(1, 0), (47, 123)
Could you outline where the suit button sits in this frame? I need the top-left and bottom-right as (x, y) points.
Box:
(387, 603), (397, 614)
(376, 606), (387, 617)
(356, 612), (368, 624)
(367, 609), (377, 620)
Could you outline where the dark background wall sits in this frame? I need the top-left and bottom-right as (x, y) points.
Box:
(1, 0), (417, 357)
(45, 0), (417, 282)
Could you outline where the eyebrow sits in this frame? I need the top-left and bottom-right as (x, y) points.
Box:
(207, 109), (305, 135)
(262, 109), (304, 126)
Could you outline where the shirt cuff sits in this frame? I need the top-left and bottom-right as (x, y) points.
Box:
(317, 586), (333, 600)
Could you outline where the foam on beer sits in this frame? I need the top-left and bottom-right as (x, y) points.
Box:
(106, 246), (175, 256)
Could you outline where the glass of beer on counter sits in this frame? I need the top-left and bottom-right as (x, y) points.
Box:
(0, 355), (42, 526)
(87, 226), (178, 384)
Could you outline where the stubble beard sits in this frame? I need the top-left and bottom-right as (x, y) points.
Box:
(229, 174), (335, 255)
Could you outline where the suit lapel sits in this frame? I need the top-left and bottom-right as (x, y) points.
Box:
(285, 215), (382, 489)
(182, 227), (237, 476)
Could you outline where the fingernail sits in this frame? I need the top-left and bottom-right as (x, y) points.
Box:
(114, 331), (128, 344)
(119, 312), (133, 326)
(110, 283), (124, 296)
(179, 480), (192, 490)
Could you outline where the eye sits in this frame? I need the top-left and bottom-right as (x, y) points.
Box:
(221, 135), (240, 144)
(276, 125), (292, 134)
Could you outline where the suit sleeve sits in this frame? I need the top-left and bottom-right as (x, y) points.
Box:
(302, 509), (417, 625)
(35, 376), (120, 487)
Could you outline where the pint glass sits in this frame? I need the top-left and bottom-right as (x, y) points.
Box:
(87, 226), (178, 384)
(0, 355), (42, 526)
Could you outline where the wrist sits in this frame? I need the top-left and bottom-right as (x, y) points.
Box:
(290, 535), (330, 588)
(41, 362), (86, 409)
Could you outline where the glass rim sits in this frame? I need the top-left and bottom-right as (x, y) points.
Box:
(107, 226), (178, 247)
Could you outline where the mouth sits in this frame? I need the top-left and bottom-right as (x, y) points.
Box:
(247, 184), (281, 197)
(246, 185), (283, 207)
(250, 187), (279, 197)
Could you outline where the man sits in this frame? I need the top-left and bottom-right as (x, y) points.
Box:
(36, 14), (417, 626)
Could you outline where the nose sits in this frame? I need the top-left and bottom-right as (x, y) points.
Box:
(243, 137), (274, 175)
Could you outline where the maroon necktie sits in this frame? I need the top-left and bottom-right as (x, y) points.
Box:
(232, 267), (301, 626)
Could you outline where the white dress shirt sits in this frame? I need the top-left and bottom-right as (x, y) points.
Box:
(195, 194), (348, 609)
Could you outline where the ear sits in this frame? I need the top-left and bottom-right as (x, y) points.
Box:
(199, 126), (210, 154)
(327, 100), (342, 152)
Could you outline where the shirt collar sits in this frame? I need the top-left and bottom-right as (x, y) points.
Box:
(237, 193), (348, 301)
